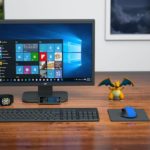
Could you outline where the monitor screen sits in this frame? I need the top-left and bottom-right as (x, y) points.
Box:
(0, 20), (95, 86)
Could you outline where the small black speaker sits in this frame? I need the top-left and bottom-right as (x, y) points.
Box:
(0, 94), (14, 106)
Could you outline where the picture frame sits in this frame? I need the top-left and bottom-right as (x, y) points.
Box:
(0, 0), (4, 20)
(105, 0), (150, 40)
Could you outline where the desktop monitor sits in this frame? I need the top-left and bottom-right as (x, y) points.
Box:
(0, 20), (95, 103)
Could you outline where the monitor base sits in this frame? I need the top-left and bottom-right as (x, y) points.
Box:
(22, 86), (68, 103)
(22, 91), (68, 103)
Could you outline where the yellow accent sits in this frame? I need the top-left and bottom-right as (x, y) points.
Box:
(119, 92), (125, 100)
(114, 81), (121, 88)
(108, 92), (114, 100)
(112, 90), (121, 97)
(109, 89), (125, 100)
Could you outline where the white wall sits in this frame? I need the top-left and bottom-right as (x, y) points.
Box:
(5, 0), (150, 71)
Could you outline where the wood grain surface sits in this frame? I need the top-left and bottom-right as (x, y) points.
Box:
(0, 72), (150, 150)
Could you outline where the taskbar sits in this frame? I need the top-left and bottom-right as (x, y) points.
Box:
(0, 77), (91, 82)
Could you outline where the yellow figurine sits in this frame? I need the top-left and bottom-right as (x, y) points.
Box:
(98, 78), (134, 100)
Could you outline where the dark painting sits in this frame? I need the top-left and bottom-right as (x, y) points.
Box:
(0, 0), (4, 20)
(111, 0), (150, 34)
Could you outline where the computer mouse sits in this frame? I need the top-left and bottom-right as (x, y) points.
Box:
(121, 106), (137, 119)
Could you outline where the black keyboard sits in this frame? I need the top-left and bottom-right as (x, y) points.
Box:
(0, 108), (99, 122)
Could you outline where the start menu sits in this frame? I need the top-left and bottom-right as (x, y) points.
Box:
(0, 39), (63, 82)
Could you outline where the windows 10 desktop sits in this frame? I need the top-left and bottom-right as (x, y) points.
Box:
(0, 21), (94, 84)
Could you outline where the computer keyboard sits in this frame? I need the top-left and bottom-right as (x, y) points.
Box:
(0, 108), (99, 122)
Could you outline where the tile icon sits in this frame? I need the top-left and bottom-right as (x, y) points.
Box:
(16, 53), (24, 61)
(40, 70), (47, 78)
(23, 44), (38, 52)
(24, 53), (31, 61)
(40, 61), (47, 70)
(55, 52), (62, 61)
(24, 66), (31, 74)
(40, 52), (47, 61)
(47, 44), (55, 52)
(47, 61), (54, 69)
(55, 69), (62, 78)
(16, 66), (23, 74)
(31, 52), (38, 61)
(47, 53), (54, 61)
(31, 66), (39, 74)
(47, 69), (55, 78)
(54, 61), (62, 69)
(55, 44), (62, 52)
(39, 44), (48, 52)
(16, 44), (23, 52)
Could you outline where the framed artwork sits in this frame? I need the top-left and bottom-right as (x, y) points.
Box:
(106, 0), (150, 40)
(0, 0), (4, 20)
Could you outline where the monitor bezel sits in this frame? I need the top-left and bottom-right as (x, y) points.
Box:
(0, 19), (95, 86)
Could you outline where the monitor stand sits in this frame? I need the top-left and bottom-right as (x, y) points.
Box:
(22, 85), (68, 103)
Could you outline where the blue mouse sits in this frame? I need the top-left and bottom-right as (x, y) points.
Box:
(121, 106), (137, 119)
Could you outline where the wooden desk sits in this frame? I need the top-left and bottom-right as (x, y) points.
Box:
(0, 72), (150, 150)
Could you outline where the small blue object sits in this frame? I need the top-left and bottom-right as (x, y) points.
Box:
(24, 53), (31, 61)
(31, 66), (39, 74)
(121, 106), (137, 119)
(16, 53), (23, 61)
(16, 44), (23, 52)
(16, 66), (23, 74)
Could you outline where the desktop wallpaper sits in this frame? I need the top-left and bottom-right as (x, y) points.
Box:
(0, 23), (93, 79)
